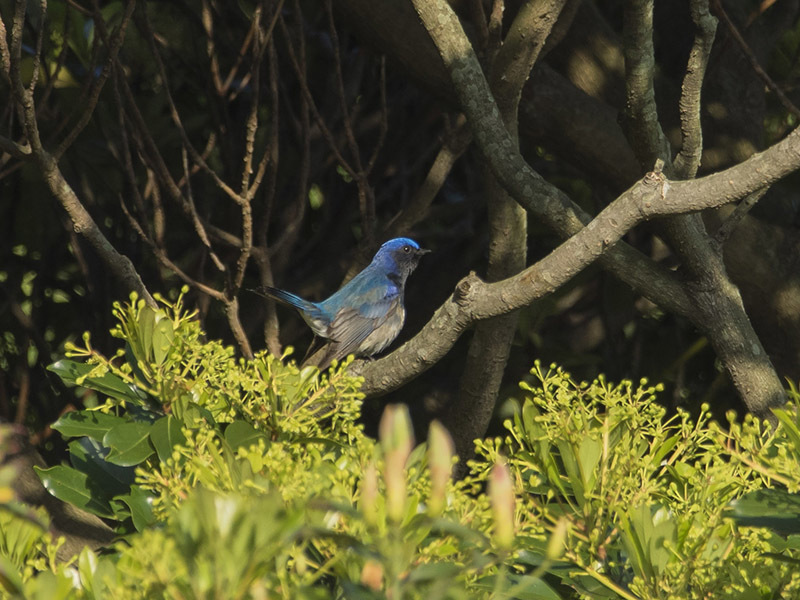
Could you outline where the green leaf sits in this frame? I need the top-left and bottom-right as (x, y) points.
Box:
(774, 407), (800, 453)
(577, 437), (602, 490)
(52, 410), (128, 441)
(728, 489), (800, 534)
(224, 420), (268, 451)
(619, 504), (677, 579)
(150, 415), (186, 462)
(116, 485), (155, 532)
(651, 434), (679, 466)
(151, 315), (174, 366)
(137, 306), (156, 364)
(0, 554), (24, 595)
(34, 465), (114, 519)
(406, 562), (462, 583)
(505, 574), (563, 600)
(69, 438), (135, 496)
(48, 360), (144, 404)
(555, 439), (583, 503)
(473, 573), (562, 599)
(103, 422), (155, 467)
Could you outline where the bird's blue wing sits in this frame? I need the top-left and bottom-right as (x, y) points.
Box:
(311, 266), (407, 366)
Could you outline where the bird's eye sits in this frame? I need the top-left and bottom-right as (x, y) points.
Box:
(403, 245), (411, 253)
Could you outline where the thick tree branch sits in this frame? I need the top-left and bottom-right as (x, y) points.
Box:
(409, 0), (691, 317)
(674, 1), (717, 179)
(621, 0), (671, 171)
(356, 130), (800, 399)
(622, 0), (784, 418)
(452, 0), (568, 465)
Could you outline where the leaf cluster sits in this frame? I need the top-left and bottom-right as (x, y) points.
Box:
(0, 297), (799, 598)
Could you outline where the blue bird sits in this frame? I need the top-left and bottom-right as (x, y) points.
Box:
(253, 238), (430, 370)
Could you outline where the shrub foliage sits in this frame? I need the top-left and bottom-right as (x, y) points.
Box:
(0, 293), (798, 598)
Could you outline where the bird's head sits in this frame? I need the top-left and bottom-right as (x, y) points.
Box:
(373, 237), (430, 280)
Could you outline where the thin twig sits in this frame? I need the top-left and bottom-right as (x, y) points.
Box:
(27, 0), (47, 95)
(386, 116), (472, 238)
(714, 186), (769, 245)
(119, 194), (225, 301)
(36, 6), (71, 113)
(711, 0), (800, 121)
(54, 0), (135, 160)
(324, 0), (377, 245)
(278, 12), (356, 180)
(180, 146), (226, 272)
(365, 56), (389, 175)
(137, 5), (242, 204)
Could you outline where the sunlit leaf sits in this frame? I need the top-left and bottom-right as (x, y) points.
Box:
(103, 422), (155, 467)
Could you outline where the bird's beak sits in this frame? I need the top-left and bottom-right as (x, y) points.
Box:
(416, 247), (431, 256)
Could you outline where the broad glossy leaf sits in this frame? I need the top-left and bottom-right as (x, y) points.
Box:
(224, 420), (267, 451)
(728, 488), (800, 534)
(52, 410), (128, 441)
(150, 415), (186, 462)
(117, 485), (155, 532)
(34, 465), (114, 518)
(69, 438), (135, 496)
(48, 360), (143, 404)
(103, 422), (155, 466)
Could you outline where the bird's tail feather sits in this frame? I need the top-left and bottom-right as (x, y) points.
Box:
(250, 286), (330, 337)
(251, 286), (315, 312)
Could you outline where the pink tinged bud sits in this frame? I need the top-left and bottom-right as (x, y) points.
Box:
(489, 462), (515, 550)
(379, 404), (415, 522)
(360, 559), (384, 591)
(427, 420), (454, 516)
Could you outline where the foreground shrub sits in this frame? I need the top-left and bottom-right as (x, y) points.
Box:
(0, 293), (798, 598)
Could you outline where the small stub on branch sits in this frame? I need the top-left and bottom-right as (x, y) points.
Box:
(653, 158), (664, 174)
(643, 159), (667, 188)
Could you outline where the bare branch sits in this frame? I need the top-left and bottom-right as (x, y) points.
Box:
(453, 0), (568, 464)
(622, 0), (784, 420)
(386, 116), (471, 238)
(355, 151), (796, 401)
(27, 0), (46, 94)
(621, 0), (671, 169)
(54, 0), (136, 160)
(674, 0), (717, 179)
(409, 0), (692, 320)
(490, 0), (568, 130)
(119, 194), (223, 301)
(714, 186), (769, 245)
(278, 11), (356, 181)
(7, 0), (154, 306)
(136, 7), (241, 205)
(0, 12), (11, 82)
(0, 134), (31, 159)
(712, 0), (800, 122)
(324, 0), (377, 245)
